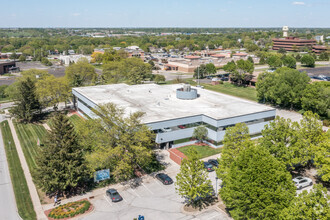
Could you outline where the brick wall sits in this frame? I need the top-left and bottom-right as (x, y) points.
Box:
(168, 148), (187, 165)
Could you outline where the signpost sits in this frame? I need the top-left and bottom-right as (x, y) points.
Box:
(94, 169), (110, 182)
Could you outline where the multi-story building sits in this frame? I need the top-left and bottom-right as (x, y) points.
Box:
(72, 84), (275, 149)
(272, 37), (316, 51)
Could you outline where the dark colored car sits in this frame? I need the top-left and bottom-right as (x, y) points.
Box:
(220, 77), (229, 81)
(106, 188), (123, 202)
(208, 159), (219, 168)
(156, 173), (173, 185)
(203, 162), (214, 172)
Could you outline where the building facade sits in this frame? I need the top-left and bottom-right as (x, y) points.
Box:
(272, 37), (316, 51)
(72, 84), (276, 148)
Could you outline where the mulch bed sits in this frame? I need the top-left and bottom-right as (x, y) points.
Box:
(44, 199), (93, 220)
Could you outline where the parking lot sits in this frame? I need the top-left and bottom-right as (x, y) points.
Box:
(82, 151), (228, 220)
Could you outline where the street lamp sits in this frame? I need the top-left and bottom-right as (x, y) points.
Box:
(215, 177), (219, 196)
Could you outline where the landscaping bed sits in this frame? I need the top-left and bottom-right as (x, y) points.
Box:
(45, 199), (93, 220)
(177, 144), (222, 159)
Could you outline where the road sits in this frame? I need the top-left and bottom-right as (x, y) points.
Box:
(0, 116), (21, 220)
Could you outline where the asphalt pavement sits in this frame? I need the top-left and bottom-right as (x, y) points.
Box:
(0, 118), (21, 220)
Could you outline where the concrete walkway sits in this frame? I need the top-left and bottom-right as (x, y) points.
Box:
(8, 119), (47, 220)
(0, 122), (21, 220)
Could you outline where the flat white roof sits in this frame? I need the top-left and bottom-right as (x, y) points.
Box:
(73, 84), (274, 124)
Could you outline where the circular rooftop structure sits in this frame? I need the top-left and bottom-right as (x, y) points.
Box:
(176, 84), (198, 100)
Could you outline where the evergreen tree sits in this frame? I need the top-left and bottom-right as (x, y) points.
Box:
(35, 114), (89, 195)
(11, 77), (41, 122)
(175, 149), (212, 207)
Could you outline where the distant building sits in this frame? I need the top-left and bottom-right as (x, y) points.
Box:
(125, 46), (144, 60)
(272, 37), (316, 51)
(282, 26), (289, 37)
(59, 55), (92, 66)
(315, 35), (324, 43)
(0, 61), (18, 74)
(312, 45), (328, 54)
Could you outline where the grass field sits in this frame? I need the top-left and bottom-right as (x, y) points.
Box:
(202, 82), (258, 102)
(177, 145), (222, 159)
(0, 121), (37, 220)
(69, 114), (83, 127)
(13, 121), (47, 172)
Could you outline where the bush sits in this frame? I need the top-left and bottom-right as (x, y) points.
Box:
(48, 200), (91, 219)
(301, 54), (315, 67)
(323, 119), (330, 127)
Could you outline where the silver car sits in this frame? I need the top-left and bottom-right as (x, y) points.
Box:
(292, 176), (313, 190)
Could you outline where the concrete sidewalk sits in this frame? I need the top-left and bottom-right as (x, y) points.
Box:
(8, 119), (47, 220)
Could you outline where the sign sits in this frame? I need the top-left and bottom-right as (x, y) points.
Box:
(94, 169), (110, 182)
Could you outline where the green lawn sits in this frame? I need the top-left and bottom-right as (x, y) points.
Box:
(0, 121), (37, 220)
(202, 82), (258, 102)
(69, 114), (83, 127)
(13, 121), (47, 172)
(178, 145), (222, 159)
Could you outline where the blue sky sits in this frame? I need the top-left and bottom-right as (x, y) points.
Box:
(1, 0), (329, 27)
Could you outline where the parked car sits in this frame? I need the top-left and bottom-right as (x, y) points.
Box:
(292, 176), (313, 190)
(178, 125), (186, 129)
(203, 162), (214, 172)
(208, 159), (219, 168)
(106, 189), (123, 202)
(161, 127), (172, 132)
(155, 173), (173, 185)
(220, 77), (229, 81)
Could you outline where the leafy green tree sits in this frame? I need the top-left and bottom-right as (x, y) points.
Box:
(192, 126), (208, 142)
(35, 114), (89, 195)
(205, 63), (217, 75)
(277, 47), (287, 54)
(301, 82), (330, 118)
(193, 64), (207, 79)
(283, 55), (296, 69)
(153, 74), (165, 84)
(220, 144), (296, 220)
(267, 55), (282, 69)
(11, 77), (41, 122)
(77, 103), (155, 182)
(319, 52), (329, 61)
(301, 54), (315, 67)
(18, 55), (26, 62)
(36, 76), (70, 110)
(41, 57), (52, 66)
(280, 184), (330, 220)
(65, 58), (97, 87)
(223, 60), (236, 73)
(10, 52), (18, 60)
(217, 123), (252, 179)
(256, 67), (310, 109)
(314, 131), (330, 182)
(247, 56), (254, 64)
(223, 60), (254, 85)
(259, 55), (266, 64)
(175, 149), (212, 207)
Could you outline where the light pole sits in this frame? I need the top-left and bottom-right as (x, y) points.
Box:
(215, 177), (219, 195)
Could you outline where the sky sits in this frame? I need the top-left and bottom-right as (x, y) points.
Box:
(1, 0), (329, 28)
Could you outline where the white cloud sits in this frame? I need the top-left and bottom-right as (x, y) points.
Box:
(292, 2), (305, 5)
(72, 13), (81, 16)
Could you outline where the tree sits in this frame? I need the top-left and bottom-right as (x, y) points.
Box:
(192, 126), (208, 142)
(35, 114), (89, 195)
(301, 54), (315, 67)
(267, 55), (282, 69)
(247, 56), (254, 64)
(278, 47), (287, 54)
(153, 74), (165, 84)
(193, 64), (207, 79)
(223, 60), (254, 85)
(314, 131), (330, 182)
(301, 82), (330, 118)
(36, 75), (70, 110)
(280, 184), (330, 220)
(10, 52), (18, 60)
(205, 63), (217, 75)
(65, 58), (97, 87)
(256, 67), (310, 109)
(11, 77), (41, 122)
(18, 55), (26, 62)
(90, 51), (103, 63)
(319, 52), (329, 61)
(175, 149), (212, 207)
(283, 55), (296, 69)
(217, 123), (253, 179)
(77, 103), (155, 182)
(220, 144), (296, 220)
(41, 57), (52, 66)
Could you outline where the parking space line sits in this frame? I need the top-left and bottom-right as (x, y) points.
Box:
(142, 183), (154, 195)
(129, 188), (141, 198)
(103, 195), (112, 207)
(209, 213), (222, 219)
(155, 179), (165, 189)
